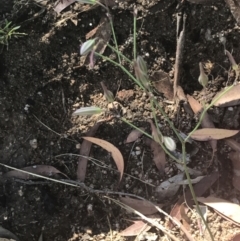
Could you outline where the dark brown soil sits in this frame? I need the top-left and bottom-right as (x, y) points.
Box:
(1, 0), (240, 240)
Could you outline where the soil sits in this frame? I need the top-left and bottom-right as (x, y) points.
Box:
(1, 0), (240, 240)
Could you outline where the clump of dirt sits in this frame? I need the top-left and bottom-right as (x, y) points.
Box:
(1, 0), (240, 240)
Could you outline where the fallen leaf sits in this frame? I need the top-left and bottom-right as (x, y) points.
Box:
(180, 203), (191, 231)
(120, 220), (151, 236)
(197, 196), (240, 225)
(84, 17), (111, 67)
(225, 138), (240, 152)
(169, 172), (219, 226)
(54, 0), (76, 13)
(82, 136), (124, 182)
(4, 165), (68, 180)
(156, 173), (184, 200)
(0, 226), (20, 241)
(120, 197), (162, 215)
(125, 128), (145, 143)
(145, 138), (166, 174)
(175, 163), (202, 177)
(77, 121), (103, 181)
(213, 84), (240, 107)
(229, 233), (240, 241)
(190, 128), (239, 141)
(187, 95), (217, 152)
(151, 70), (174, 100)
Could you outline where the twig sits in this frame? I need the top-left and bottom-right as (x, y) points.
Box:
(173, 12), (186, 101)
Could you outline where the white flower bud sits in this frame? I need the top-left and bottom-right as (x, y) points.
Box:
(163, 136), (176, 151)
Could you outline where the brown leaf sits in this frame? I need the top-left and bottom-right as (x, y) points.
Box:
(125, 128), (145, 143)
(180, 203), (191, 231)
(54, 0), (76, 13)
(120, 220), (151, 236)
(197, 196), (240, 225)
(151, 70), (174, 100)
(213, 84), (240, 107)
(82, 136), (124, 182)
(4, 165), (68, 180)
(225, 139), (240, 152)
(77, 121), (103, 181)
(170, 172), (219, 226)
(187, 95), (217, 152)
(145, 138), (166, 174)
(120, 197), (162, 215)
(84, 17), (111, 67)
(190, 128), (239, 141)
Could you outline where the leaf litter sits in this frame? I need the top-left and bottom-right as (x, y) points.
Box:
(119, 197), (162, 215)
(125, 127), (145, 143)
(197, 196), (240, 225)
(77, 121), (103, 181)
(187, 95), (217, 152)
(191, 128), (239, 141)
(120, 220), (151, 237)
(82, 136), (124, 182)
(4, 165), (68, 180)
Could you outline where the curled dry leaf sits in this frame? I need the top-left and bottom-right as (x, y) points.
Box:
(82, 136), (124, 182)
(54, 0), (76, 13)
(145, 137), (166, 174)
(190, 128), (239, 141)
(169, 172), (219, 227)
(197, 196), (240, 225)
(156, 173), (184, 200)
(78, 121), (103, 181)
(4, 165), (68, 180)
(187, 95), (217, 152)
(212, 84), (240, 107)
(151, 70), (174, 100)
(120, 220), (151, 237)
(125, 128), (145, 144)
(120, 197), (162, 215)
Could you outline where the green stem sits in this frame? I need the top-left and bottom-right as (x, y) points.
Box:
(133, 8), (137, 60)
(95, 52), (144, 89)
(121, 117), (181, 163)
(186, 84), (234, 142)
(182, 142), (214, 241)
(106, 43), (132, 64)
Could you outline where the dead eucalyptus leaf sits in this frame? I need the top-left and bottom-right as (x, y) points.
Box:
(187, 95), (217, 152)
(82, 136), (124, 182)
(191, 128), (239, 141)
(156, 173), (184, 200)
(54, 0), (76, 13)
(4, 165), (68, 180)
(169, 172), (219, 227)
(151, 70), (173, 100)
(120, 220), (151, 236)
(213, 85), (240, 107)
(197, 196), (240, 225)
(125, 128), (145, 143)
(120, 197), (162, 215)
(145, 138), (166, 174)
(77, 121), (103, 181)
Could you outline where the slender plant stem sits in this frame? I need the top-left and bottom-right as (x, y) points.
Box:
(133, 8), (137, 60)
(121, 117), (181, 163)
(186, 84), (234, 142)
(182, 143), (214, 241)
(95, 52), (144, 89)
(107, 43), (132, 63)
(108, 18), (121, 64)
